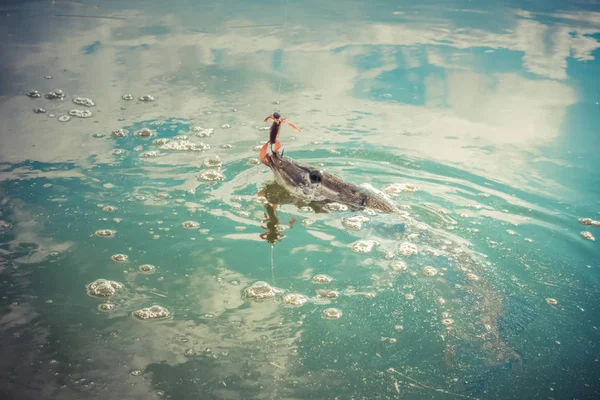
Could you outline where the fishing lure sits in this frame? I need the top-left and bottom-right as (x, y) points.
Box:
(259, 112), (301, 166)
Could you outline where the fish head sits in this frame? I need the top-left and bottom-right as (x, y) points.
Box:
(265, 152), (326, 201)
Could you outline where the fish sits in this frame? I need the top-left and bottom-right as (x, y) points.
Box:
(262, 151), (400, 214)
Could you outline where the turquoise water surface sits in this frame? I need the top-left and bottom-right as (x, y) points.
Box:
(1, 1), (599, 399)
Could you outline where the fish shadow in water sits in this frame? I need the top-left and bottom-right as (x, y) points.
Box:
(455, 295), (537, 395)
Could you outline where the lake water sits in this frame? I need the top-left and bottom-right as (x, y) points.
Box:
(1, 1), (599, 399)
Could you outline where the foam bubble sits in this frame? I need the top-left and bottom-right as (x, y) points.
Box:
(199, 169), (224, 182)
(45, 90), (65, 100)
(282, 293), (308, 307)
(383, 183), (418, 196)
(442, 318), (454, 326)
(343, 215), (369, 231)
(0, 221), (12, 230)
(351, 239), (378, 253)
(390, 260), (407, 271)
(111, 129), (129, 138)
(57, 115), (71, 122)
(322, 308), (342, 320)
(312, 274), (333, 284)
(397, 242), (418, 256)
(26, 90), (41, 98)
(581, 231), (595, 241)
(139, 264), (156, 274)
(122, 94), (133, 100)
(203, 156), (222, 168)
(133, 305), (171, 320)
(98, 303), (116, 312)
(404, 294), (414, 300)
(423, 266), (438, 277)
(195, 128), (214, 137)
(579, 218), (600, 227)
(244, 281), (284, 301)
(111, 254), (128, 263)
(182, 221), (200, 229)
(69, 109), (93, 118)
(33, 108), (46, 114)
(298, 206), (313, 213)
(545, 298), (558, 305)
(138, 95), (155, 102)
(507, 229), (517, 236)
(153, 138), (169, 146)
(317, 289), (339, 299)
(86, 279), (123, 298)
(222, 144), (233, 149)
(220, 124), (231, 129)
(95, 229), (116, 238)
(301, 219), (314, 227)
(324, 202), (349, 212)
(72, 97), (95, 107)
(136, 128), (154, 138)
(161, 140), (210, 152)
(466, 273), (479, 281)
(140, 151), (160, 158)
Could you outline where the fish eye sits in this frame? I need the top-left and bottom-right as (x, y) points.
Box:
(309, 170), (323, 184)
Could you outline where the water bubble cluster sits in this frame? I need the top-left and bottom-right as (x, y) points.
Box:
(111, 254), (128, 263)
(383, 183), (418, 196)
(342, 215), (369, 231)
(139, 264), (156, 274)
(136, 128), (154, 138)
(423, 266), (438, 277)
(26, 90), (42, 98)
(317, 289), (338, 299)
(351, 239), (378, 253)
(138, 95), (155, 102)
(324, 202), (349, 212)
(69, 109), (93, 118)
(111, 129), (129, 138)
(72, 97), (95, 107)
(203, 156), (222, 168)
(86, 279), (123, 298)
(182, 221), (200, 229)
(98, 303), (116, 312)
(282, 293), (308, 307)
(45, 90), (65, 100)
(95, 229), (116, 238)
(140, 151), (160, 158)
(192, 127), (214, 137)
(199, 169), (224, 182)
(133, 305), (171, 320)
(398, 242), (418, 256)
(312, 274), (333, 284)
(390, 260), (407, 271)
(244, 281), (284, 301)
(581, 231), (595, 241)
(579, 218), (600, 227)
(160, 140), (209, 152)
(322, 308), (342, 320)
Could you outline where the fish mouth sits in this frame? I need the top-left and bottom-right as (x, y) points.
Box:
(266, 152), (326, 201)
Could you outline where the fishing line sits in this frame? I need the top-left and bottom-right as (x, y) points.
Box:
(276, 0), (290, 97)
(271, 244), (276, 284)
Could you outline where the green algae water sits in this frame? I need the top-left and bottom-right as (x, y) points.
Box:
(1, 1), (599, 399)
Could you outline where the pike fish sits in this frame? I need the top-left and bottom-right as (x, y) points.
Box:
(262, 151), (400, 214)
